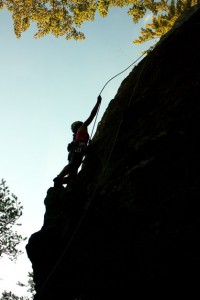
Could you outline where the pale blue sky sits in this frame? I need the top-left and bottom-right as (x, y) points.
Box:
(0, 6), (154, 296)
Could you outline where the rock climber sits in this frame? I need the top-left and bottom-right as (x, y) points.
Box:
(53, 95), (102, 187)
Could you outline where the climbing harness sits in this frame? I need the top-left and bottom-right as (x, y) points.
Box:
(37, 52), (147, 299)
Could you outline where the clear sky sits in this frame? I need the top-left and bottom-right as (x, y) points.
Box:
(0, 6), (154, 297)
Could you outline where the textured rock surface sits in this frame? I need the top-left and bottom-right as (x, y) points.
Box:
(26, 5), (200, 299)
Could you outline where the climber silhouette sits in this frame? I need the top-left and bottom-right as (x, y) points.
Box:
(53, 95), (102, 187)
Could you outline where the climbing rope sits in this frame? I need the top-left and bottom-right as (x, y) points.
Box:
(37, 52), (147, 299)
(89, 53), (145, 140)
(99, 53), (145, 96)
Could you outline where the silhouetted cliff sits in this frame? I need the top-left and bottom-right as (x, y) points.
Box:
(26, 4), (200, 299)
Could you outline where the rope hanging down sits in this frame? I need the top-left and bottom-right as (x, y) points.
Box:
(90, 53), (145, 140)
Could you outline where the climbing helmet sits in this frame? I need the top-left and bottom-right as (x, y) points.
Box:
(71, 121), (83, 133)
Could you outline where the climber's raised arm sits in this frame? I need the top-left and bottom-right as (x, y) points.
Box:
(83, 95), (102, 127)
(53, 95), (102, 187)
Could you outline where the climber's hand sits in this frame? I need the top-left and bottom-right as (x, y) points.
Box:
(97, 95), (102, 104)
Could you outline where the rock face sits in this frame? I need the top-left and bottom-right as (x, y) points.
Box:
(26, 5), (200, 299)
